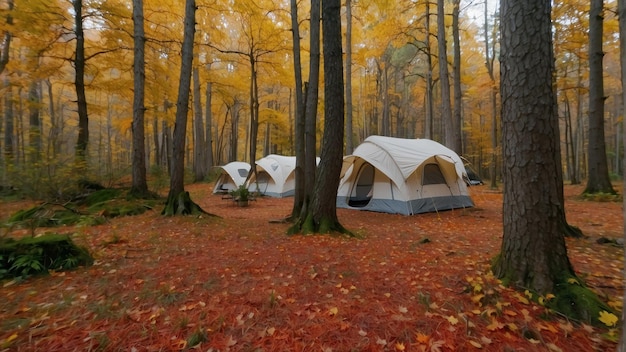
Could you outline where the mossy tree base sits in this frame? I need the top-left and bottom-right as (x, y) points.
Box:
(493, 255), (614, 327)
(161, 191), (211, 216)
(287, 213), (354, 237)
(548, 276), (615, 326)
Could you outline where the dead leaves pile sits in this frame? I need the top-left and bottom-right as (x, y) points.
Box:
(0, 184), (622, 351)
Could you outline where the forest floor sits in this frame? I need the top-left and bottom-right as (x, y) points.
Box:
(0, 183), (623, 351)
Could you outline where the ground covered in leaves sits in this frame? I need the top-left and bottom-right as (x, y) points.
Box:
(0, 184), (623, 351)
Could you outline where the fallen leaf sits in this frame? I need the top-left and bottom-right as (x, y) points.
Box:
(469, 340), (482, 348)
(599, 311), (618, 327)
(447, 315), (459, 325)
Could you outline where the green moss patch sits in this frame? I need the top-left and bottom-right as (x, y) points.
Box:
(0, 234), (93, 280)
(548, 276), (616, 327)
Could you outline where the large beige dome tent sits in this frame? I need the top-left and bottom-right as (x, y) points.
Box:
(248, 154), (320, 198)
(212, 161), (251, 194)
(337, 136), (474, 215)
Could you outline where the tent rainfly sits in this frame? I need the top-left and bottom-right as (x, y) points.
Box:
(337, 136), (474, 215)
(212, 161), (251, 194)
(247, 154), (319, 198)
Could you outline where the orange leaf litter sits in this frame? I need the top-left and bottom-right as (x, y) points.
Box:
(0, 184), (622, 351)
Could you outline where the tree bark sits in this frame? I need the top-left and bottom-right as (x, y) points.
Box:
(205, 74), (214, 170)
(483, 0), (499, 189)
(302, 0), (320, 218)
(163, 0), (205, 215)
(74, 0), (89, 160)
(289, 0), (306, 219)
(193, 66), (207, 182)
(584, 0), (615, 195)
(28, 79), (41, 162)
(617, 0), (626, 347)
(451, 0), (463, 154)
(424, 1), (433, 140)
(0, 0), (13, 76)
(289, 0), (348, 235)
(345, 0), (354, 154)
(437, 0), (452, 149)
(494, 0), (587, 301)
(131, 0), (149, 196)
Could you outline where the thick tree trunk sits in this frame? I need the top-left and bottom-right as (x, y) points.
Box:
(131, 0), (149, 196)
(290, 0), (349, 235)
(494, 0), (610, 325)
(584, 0), (615, 195)
(163, 0), (205, 215)
(618, 0), (626, 347)
(495, 0), (574, 294)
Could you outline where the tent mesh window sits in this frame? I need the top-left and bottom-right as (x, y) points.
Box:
(422, 163), (447, 185)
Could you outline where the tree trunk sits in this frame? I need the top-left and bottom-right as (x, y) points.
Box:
(345, 0), (354, 154)
(584, 0), (615, 195)
(484, 0), (499, 189)
(205, 75), (214, 170)
(162, 0), (205, 215)
(618, 0), (626, 347)
(451, 0), (462, 154)
(437, 0), (452, 148)
(130, 0), (149, 196)
(28, 79), (41, 162)
(230, 100), (240, 162)
(74, 0), (89, 160)
(247, 55), (260, 180)
(290, 0), (306, 219)
(3, 79), (13, 162)
(424, 1), (433, 140)
(302, 0), (320, 218)
(494, 0), (608, 325)
(0, 0), (13, 76)
(192, 66), (207, 182)
(289, 0), (349, 235)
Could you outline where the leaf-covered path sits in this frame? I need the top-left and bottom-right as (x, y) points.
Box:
(0, 184), (622, 351)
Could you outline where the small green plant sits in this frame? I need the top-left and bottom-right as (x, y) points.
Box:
(229, 185), (250, 201)
(187, 327), (208, 347)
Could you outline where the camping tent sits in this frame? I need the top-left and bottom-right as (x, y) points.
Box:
(337, 136), (474, 215)
(246, 155), (297, 198)
(212, 161), (251, 194)
(247, 155), (319, 198)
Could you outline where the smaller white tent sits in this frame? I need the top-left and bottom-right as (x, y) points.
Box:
(247, 155), (320, 198)
(212, 161), (251, 194)
(337, 136), (474, 215)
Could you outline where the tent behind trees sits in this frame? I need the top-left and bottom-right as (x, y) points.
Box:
(247, 155), (319, 198)
(212, 161), (250, 194)
(336, 136), (474, 215)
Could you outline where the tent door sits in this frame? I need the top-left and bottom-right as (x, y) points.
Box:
(421, 163), (452, 197)
(349, 163), (374, 207)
